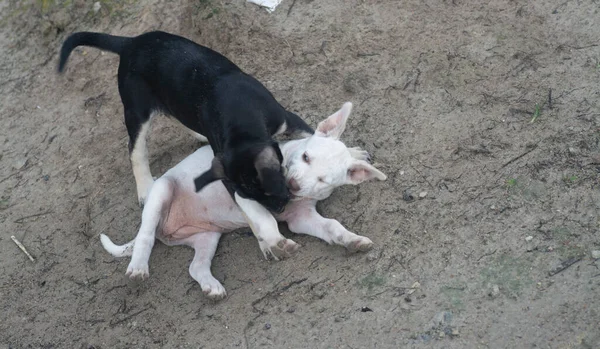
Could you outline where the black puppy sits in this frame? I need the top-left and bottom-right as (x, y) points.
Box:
(58, 31), (313, 213)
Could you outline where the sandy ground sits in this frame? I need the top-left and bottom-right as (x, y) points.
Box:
(1, 0), (600, 348)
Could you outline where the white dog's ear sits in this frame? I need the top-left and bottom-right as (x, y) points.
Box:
(316, 102), (353, 140)
(346, 160), (387, 185)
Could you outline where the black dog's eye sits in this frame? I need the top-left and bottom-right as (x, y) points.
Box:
(302, 152), (310, 164)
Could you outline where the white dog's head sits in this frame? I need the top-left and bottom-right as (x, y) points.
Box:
(281, 102), (387, 201)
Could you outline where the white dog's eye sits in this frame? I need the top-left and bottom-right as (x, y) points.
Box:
(302, 152), (310, 164)
(318, 177), (325, 183)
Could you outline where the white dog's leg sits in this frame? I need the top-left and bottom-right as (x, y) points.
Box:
(126, 177), (174, 280)
(286, 201), (373, 252)
(234, 193), (300, 260)
(184, 232), (226, 300)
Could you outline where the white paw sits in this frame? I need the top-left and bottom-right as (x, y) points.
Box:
(198, 275), (227, 300)
(345, 235), (373, 253)
(259, 238), (301, 261)
(126, 261), (149, 280)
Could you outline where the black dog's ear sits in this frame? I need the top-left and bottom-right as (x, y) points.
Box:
(271, 141), (284, 163)
(254, 146), (281, 188)
(194, 156), (226, 192)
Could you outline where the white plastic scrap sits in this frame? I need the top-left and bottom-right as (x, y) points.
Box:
(247, 0), (283, 13)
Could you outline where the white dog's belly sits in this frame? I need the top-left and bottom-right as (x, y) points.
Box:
(158, 177), (248, 243)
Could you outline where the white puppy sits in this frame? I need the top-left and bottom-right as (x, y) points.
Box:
(100, 102), (387, 300)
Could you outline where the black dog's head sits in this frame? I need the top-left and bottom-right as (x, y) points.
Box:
(193, 142), (290, 213)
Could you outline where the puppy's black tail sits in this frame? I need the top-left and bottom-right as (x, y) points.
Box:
(58, 32), (131, 73)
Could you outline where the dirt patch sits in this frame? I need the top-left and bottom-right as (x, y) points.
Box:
(1, 0), (599, 348)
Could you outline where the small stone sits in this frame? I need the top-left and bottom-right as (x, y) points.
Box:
(41, 21), (53, 36)
(334, 314), (348, 322)
(488, 284), (500, 298)
(402, 189), (415, 202)
(264, 323), (271, 330)
(50, 9), (70, 30)
(451, 328), (460, 336)
(407, 281), (420, 294)
(366, 249), (380, 261)
(438, 331), (445, 339)
(419, 191), (428, 198)
(13, 157), (28, 170)
(93, 2), (101, 13)
(400, 171), (405, 175)
(568, 147), (578, 155)
(286, 306), (296, 313)
(591, 250), (600, 259)
(430, 311), (453, 329)
(525, 236), (533, 242)
(42, 175), (50, 181)
(490, 205), (496, 210)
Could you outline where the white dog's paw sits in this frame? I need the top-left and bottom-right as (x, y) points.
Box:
(126, 261), (149, 280)
(198, 275), (227, 300)
(348, 147), (371, 162)
(345, 236), (373, 253)
(259, 238), (301, 261)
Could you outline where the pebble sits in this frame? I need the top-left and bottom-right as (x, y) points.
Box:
(264, 323), (271, 330)
(591, 250), (600, 259)
(50, 10), (70, 30)
(13, 157), (27, 170)
(488, 284), (500, 298)
(568, 147), (578, 155)
(93, 2), (101, 13)
(407, 281), (420, 294)
(366, 249), (380, 261)
(430, 311), (453, 328)
(451, 328), (460, 336)
(525, 236), (533, 242)
(419, 191), (428, 198)
(402, 189), (415, 202)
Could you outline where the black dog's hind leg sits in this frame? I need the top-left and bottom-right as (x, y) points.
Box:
(120, 77), (158, 206)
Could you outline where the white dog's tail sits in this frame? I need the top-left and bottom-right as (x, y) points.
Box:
(100, 234), (135, 257)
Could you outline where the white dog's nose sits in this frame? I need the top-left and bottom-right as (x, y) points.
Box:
(287, 177), (301, 192)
